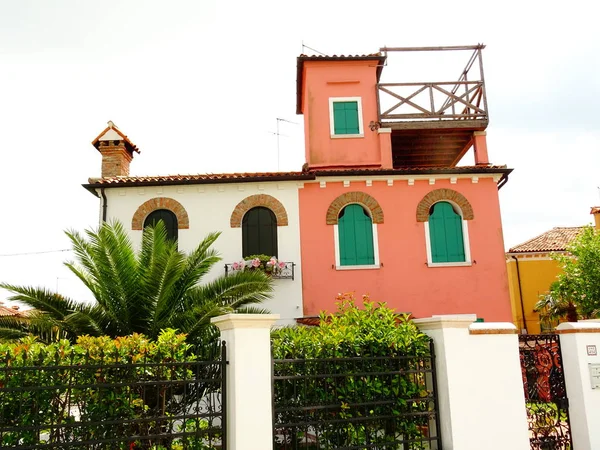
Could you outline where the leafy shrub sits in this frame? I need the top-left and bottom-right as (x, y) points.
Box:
(0, 330), (221, 449)
(271, 294), (433, 449)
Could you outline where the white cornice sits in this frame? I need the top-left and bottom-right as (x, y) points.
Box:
(308, 173), (503, 184)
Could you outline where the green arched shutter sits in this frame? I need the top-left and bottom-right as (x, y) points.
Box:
(429, 202), (465, 263)
(338, 204), (374, 266)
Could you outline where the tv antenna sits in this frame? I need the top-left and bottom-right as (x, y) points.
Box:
(268, 118), (298, 171)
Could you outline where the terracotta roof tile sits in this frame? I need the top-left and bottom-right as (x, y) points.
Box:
(508, 227), (584, 253)
(0, 305), (31, 317)
(298, 53), (384, 59)
(312, 165), (510, 175)
(85, 165), (510, 187)
(87, 171), (309, 186)
(91, 121), (140, 153)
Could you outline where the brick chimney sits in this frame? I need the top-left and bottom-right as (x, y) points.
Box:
(591, 206), (600, 230)
(91, 121), (140, 178)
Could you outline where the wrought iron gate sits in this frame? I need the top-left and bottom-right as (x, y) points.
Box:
(519, 334), (573, 449)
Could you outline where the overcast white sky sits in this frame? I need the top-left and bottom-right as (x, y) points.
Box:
(1, 0), (599, 305)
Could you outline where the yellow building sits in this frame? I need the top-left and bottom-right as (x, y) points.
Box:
(506, 207), (600, 334)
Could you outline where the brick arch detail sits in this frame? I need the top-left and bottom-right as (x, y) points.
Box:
(416, 189), (474, 222)
(132, 197), (190, 230)
(326, 192), (384, 225)
(230, 194), (288, 228)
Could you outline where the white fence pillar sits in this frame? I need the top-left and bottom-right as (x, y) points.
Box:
(414, 315), (530, 450)
(211, 314), (279, 450)
(556, 321), (600, 450)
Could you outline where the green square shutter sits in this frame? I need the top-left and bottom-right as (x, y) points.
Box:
(333, 101), (360, 135)
(338, 204), (374, 266)
(429, 202), (465, 263)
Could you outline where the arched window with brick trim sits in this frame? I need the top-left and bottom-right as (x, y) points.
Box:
(424, 201), (471, 266)
(338, 204), (375, 266)
(328, 192), (382, 270)
(144, 209), (178, 242)
(242, 207), (278, 257)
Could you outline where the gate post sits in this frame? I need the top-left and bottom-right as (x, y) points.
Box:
(556, 321), (600, 450)
(414, 315), (530, 450)
(212, 314), (279, 450)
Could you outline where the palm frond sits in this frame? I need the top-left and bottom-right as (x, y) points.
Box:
(188, 270), (274, 311)
(168, 232), (222, 303)
(1, 221), (275, 344)
(236, 306), (272, 315)
(0, 284), (78, 317)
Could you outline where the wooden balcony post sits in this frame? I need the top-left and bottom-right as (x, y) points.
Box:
(473, 131), (489, 165)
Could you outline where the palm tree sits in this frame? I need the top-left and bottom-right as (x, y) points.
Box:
(0, 221), (273, 345)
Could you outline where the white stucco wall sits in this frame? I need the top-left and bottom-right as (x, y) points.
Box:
(556, 322), (600, 450)
(414, 316), (530, 450)
(98, 181), (304, 325)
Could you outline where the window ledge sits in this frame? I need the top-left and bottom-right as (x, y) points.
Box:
(331, 133), (364, 139)
(336, 264), (380, 271)
(427, 261), (472, 268)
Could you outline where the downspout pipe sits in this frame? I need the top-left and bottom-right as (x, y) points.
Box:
(511, 255), (528, 334)
(100, 188), (108, 223)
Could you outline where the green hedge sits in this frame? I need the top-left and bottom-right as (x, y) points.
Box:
(0, 330), (220, 449)
(271, 294), (434, 449)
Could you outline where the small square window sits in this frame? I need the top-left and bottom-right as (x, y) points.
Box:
(329, 97), (364, 138)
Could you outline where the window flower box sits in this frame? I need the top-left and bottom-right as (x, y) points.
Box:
(224, 255), (295, 280)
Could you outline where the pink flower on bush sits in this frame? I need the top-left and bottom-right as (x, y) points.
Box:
(251, 258), (261, 268)
(268, 257), (277, 267)
(278, 261), (286, 269)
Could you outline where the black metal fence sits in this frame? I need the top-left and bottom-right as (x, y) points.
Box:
(0, 342), (227, 450)
(519, 334), (572, 450)
(272, 340), (441, 449)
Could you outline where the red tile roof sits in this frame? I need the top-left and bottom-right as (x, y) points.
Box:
(85, 165), (510, 186)
(0, 305), (31, 318)
(87, 171), (310, 185)
(508, 227), (584, 253)
(312, 165), (510, 175)
(83, 165), (512, 195)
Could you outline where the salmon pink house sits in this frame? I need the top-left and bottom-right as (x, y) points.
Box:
(83, 45), (514, 324)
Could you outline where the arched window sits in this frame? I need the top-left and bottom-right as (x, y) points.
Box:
(242, 207), (278, 257)
(144, 209), (178, 242)
(427, 202), (468, 264)
(338, 204), (375, 266)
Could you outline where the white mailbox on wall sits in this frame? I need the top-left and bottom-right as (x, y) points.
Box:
(589, 364), (600, 389)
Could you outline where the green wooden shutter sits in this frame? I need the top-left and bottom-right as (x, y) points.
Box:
(242, 207), (278, 257)
(338, 204), (374, 266)
(144, 209), (178, 243)
(429, 202), (465, 263)
(333, 101), (360, 135)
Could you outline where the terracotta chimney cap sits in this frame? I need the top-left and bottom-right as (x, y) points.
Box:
(91, 122), (140, 154)
(591, 206), (600, 215)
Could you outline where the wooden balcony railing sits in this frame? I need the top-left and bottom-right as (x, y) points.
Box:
(376, 44), (488, 125)
(377, 80), (487, 122)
